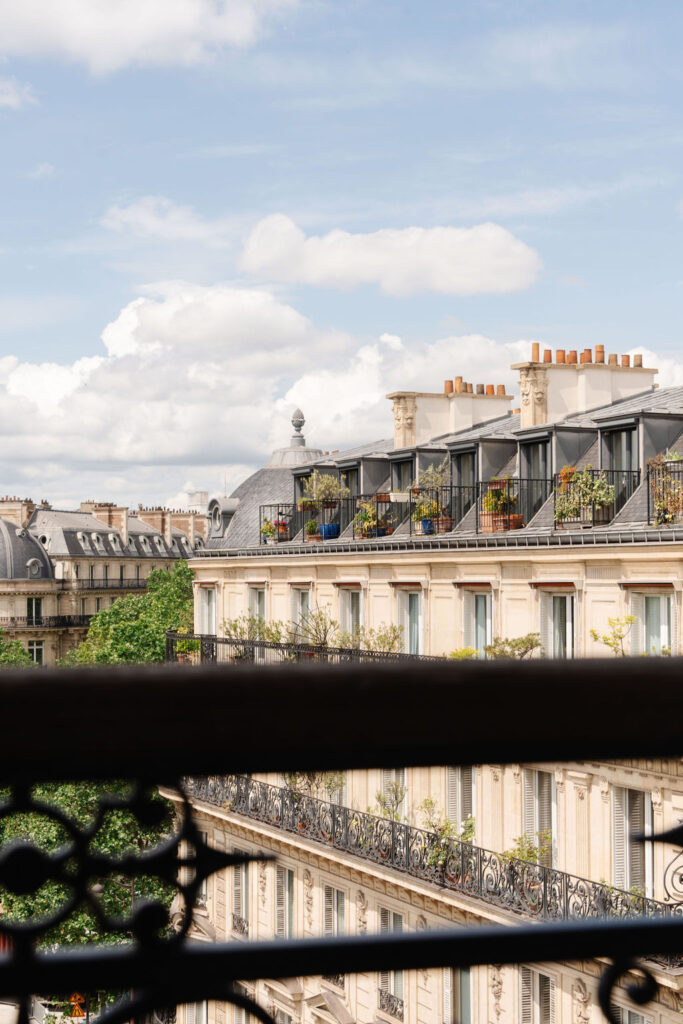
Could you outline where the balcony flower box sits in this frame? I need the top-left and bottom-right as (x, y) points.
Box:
(373, 492), (390, 503)
(390, 491), (410, 502)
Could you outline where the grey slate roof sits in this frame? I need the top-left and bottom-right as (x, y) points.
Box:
(29, 508), (180, 559)
(206, 467), (295, 550)
(307, 438), (395, 465)
(439, 413), (521, 445)
(0, 518), (53, 580)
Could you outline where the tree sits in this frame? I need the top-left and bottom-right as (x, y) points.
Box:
(590, 615), (636, 657)
(0, 781), (174, 952)
(484, 633), (542, 659)
(62, 562), (194, 665)
(0, 629), (32, 667)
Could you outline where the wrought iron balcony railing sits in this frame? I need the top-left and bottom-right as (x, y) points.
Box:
(59, 578), (148, 590)
(647, 460), (683, 526)
(0, 614), (92, 629)
(185, 774), (682, 969)
(378, 988), (404, 1020)
(166, 632), (441, 665)
(0, 658), (682, 1024)
(322, 973), (345, 989)
(231, 913), (249, 937)
(554, 469), (640, 529)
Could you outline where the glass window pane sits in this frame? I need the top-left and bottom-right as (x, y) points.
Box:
(408, 593), (419, 654)
(474, 594), (487, 656)
(553, 596), (567, 658)
(644, 596), (660, 654)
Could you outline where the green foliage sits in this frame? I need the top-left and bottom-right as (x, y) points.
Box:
(61, 562), (194, 665)
(0, 782), (174, 949)
(648, 453), (683, 525)
(305, 518), (320, 536)
(448, 647), (479, 660)
(418, 797), (476, 866)
(302, 470), (349, 502)
(222, 614), (286, 643)
(482, 480), (517, 513)
(553, 464), (615, 522)
(373, 781), (407, 821)
(0, 629), (32, 667)
(352, 499), (384, 534)
(484, 633), (542, 659)
(413, 456), (450, 492)
(341, 623), (404, 653)
(283, 772), (345, 800)
(590, 615), (636, 657)
(504, 830), (552, 865)
(411, 498), (439, 522)
(260, 518), (275, 537)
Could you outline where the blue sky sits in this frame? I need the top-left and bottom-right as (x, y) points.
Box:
(0, 0), (681, 505)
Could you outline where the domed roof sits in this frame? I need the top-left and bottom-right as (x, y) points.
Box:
(265, 409), (323, 468)
(0, 518), (53, 580)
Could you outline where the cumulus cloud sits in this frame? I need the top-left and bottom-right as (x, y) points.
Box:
(101, 196), (236, 247)
(27, 162), (54, 179)
(239, 214), (542, 296)
(0, 76), (35, 109)
(0, 0), (298, 73)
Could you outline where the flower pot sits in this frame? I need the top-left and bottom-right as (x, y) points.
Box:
(391, 492), (410, 502)
(277, 527), (290, 539)
(505, 513), (524, 531)
(320, 523), (340, 540)
(306, 533), (320, 543)
(322, 500), (339, 510)
(264, 536), (275, 545)
(299, 500), (318, 512)
(385, 526), (395, 535)
(436, 516), (453, 533)
(374, 492), (390, 502)
(421, 517), (435, 535)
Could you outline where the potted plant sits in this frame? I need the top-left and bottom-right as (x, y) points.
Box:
(553, 465), (615, 528)
(305, 519), (320, 542)
(273, 517), (290, 539)
(299, 470), (349, 511)
(373, 491), (391, 503)
(480, 479), (522, 532)
(412, 498), (439, 535)
(260, 518), (275, 545)
(320, 521), (341, 540)
(352, 499), (386, 538)
(648, 452), (683, 526)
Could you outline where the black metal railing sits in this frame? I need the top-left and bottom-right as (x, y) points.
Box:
(647, 461), (683, 526)
(60, 578), (148, 590)
(477, 477), (552, 533)
(554, 469), (640, 529)
(0, 615), (91, 629)
(166, 632), (442, 665)
(232, 913), (249, 937)
(322, 973), (345, 989)
(185, 774), (682, 969)
(378, 988), (404, 1020)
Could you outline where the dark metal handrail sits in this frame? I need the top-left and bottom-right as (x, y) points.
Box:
(185, 774), (682, 968)
(60, 578), (148, 590)
(647, 461), (683, 526)
(554, 469), (640, 529)
(166, 632), (444, 665)
(0, 615), (91, 629)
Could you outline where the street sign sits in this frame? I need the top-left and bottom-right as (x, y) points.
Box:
(70, 1007), (85, 1018)
(70, 993), (86, 1017)
(70, 995), (85, 1005)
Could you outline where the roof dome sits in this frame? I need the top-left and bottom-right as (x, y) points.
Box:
(265, 408), (323, 468)
(0, 518), (53, 580)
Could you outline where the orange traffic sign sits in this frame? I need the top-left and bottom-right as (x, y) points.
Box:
(70, 1007), (85, 1018)
(70, 995), (85, 1005)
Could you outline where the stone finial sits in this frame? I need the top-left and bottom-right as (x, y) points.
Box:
(291, 408), (306, 447)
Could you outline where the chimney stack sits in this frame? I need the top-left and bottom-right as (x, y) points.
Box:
(543, 349), (552, 363)
(608, 353), (618, 365)
(595, 345), (605, 364)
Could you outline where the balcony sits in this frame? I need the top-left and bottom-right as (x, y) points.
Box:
(60, 578), (148, 590)
(166, 633), (442, 665)
(231, 913), (249, 937)
(0, 615), (91, 629)
(378, 988), (404, 1020)
(554, 469), (640, 529)
(647, 460), (683, 526)
(185, 774), (682, 969)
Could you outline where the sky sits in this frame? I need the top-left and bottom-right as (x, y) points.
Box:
(0, 0), (682, 506)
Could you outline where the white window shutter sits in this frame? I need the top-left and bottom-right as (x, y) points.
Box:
(447, 767), (461, 825)
(324, 885), (333, 936)
(644, 793), (654, 898)
(234, 1008), (246, 1024)
(233, 852), (243, 917)
(613, 786), (627, 889)
(185, 1004), (196, 1024)
(378, 904), (390, 989)
(567, 595), (575, 657)
(548, 977), (556, 1024)
(463, 591), (474, 650)
(461, 766), (474, 822)
(485, 593), (493, 649)
(628, 790), (645, 892)
(520, 967), (533, 1024)
(668, 595), (677, 654)
(523, 768), (536, 841)
(443, 968), (453, 1024)
(382, 768), (393, 798)
(337, 889), (345, 934)
(539, 592), (552, 658)
(275, 866), (286, 937)
(630, 594), (644, 655)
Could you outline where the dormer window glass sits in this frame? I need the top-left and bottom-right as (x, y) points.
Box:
(344, 468), (360, 497)
(392, 460), (413, 493)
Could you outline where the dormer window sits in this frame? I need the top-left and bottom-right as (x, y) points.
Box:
(154, 536), (165, 553)
(76, 531), (92, 553)
(140, 536), (151, 553)
(108, 533), (121, 554)
(391, 459), (414, 493)
(91, 532), (105, 554)
(26, 558), (41, 578)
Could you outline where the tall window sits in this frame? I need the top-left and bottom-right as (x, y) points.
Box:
(80, 598), (87, 616)
(119, 564), (124, 583)
(340, 589), (361, 638)
(185, 1004), (207, 1024)
(248, 587), (266, 621)
(344, 467), (360, 497)
(520, 967), (555, 1024)
(522, 769), (554, 867)
(613, 787), (653, 895)
(444, 967), (471, 1024)
(199, 588), (217, 634)
(26, 597), (42, 624)
(291, 588), (310, 628)
(232, 849), (249, 935)
(611, 1010), (651, 1024)
(398, 590), (421, 655)
(540, 593), (574, 658)
(323, 885), (345, 936)
(381, 768), (406, 820)
(89, 564), (95, 583)
(136, 565), (141, 583)
(379, 908), (403, 1002)
(27, 641), (43, 666)
(275, 866), (294, 938)
(630, 594), (673, 655)
(446, 766), (474, 833)
(463, 590), (491, 657)
(196, 831), (208, 905)
(392, 460), (413, 493)
(103, 565), (109, 584)
(522, 440), (550, 517)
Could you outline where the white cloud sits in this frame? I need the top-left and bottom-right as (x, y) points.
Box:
(101, 196), (236, 247)
(0, 76), (35, 109)
(0, 0), (298, 73)
(27, 162), (54, 179)
(239, 214), (542, 296)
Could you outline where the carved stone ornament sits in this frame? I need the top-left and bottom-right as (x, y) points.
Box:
(651, 787), (663, 813)
(356, 889), (368, 934)
(600, 777), (610, 803)
(391, 395), (418, 448)
(490, 964), (503, 1021)
(303, 869), (313, 929)
(572, 978), (591, 1024)
(555, 768), (565, 792)
(512, 765), (521, 783)
(258, 860), (267, 908)
(519, 367), (548, 428)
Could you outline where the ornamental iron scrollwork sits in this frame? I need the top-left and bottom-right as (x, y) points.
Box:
(0, 780), (275, 1024)
(597, 959), (658, 1024)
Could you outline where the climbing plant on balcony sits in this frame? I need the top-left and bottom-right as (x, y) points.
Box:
(553, 465), (615, 523)
(648, 452), (683, 525)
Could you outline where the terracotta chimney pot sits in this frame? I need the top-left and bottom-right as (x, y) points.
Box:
(608, 353), (618, 365)
(485, 384), (494, 395)
(579, 352), (586, 363)
(444, 379), (454, 394)
(514, 407), (521, 414)
(543, 349), (552, 363)
(568, 350), (577, 364)
(633, 353), (643, 367)
(583, 348), (592, 363)
(595, 345), (605, 363)
(496, 384), (505, 395)
(621, 354), (630, 368)
(556, 349), (566, 364)
(531, 342), (540, 362)
(466, 382), (473, 393)
(454, 376), (463, 393)
(476, 384), (485, 395)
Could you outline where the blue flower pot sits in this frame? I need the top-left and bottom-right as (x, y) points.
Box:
(320, 523), (340, 540)
(422, 518), (435, 535)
